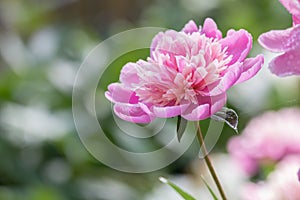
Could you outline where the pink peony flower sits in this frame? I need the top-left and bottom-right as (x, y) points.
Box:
(106, 18), (264, 123)
(258, 0), (300, 77)
(228, 108), (300, 175)
(241, 156), (300, 200)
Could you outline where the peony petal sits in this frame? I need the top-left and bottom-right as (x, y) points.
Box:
(258, 26), (300, 52)
(269, 49), (300, 77)
(201, 18), (222, 39)
(150, 30), (188, 59)
(181, 20), (199, 34)
(120, 62), (140, 86)
(150, 32), (164, 58)
(219, 62), (243, 90)
(221, 29), (252, 65)
(181, 103), (210, 121)
(206, 62), (243, 96)
(235, 54), (264, 84)
(114, 103), (154, 123)
(105, 83), (139, 104)
(209, 93), (227, 114)
(152, 103), (190, 118)
(182, 93), (226, 121)
(293, 15), (300, 25)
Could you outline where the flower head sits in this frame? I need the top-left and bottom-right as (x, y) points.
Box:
(258, 0), (300, 77)
(228, 108), (300, 175)
(106, 18), (263, 123)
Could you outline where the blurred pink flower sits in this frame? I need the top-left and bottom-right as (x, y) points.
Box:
(258, 0), (300, 77)
(228, 108), (300, 175)
(241, 156), (300, 200)
(106, 18), (263, 123)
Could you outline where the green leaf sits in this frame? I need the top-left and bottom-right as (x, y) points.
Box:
(211, 107), (239, 133)
(159, 177), (196, 200)
(200, 176), (219, 200)
(176, 116), (188, 142)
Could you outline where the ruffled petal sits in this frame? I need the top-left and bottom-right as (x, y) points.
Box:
(235, 54), (264, 84)
(201, 18), (222, 39)
(181, 20), (199, 34)
(258, 26), (300, 52)
(150, 30), (187, 59)
(152, 103), (190, 118)
(114, 103), (154, 123)
(105, 83), (139, 104)
(221, 29), (252, 65)
(269, 49), (300, 77)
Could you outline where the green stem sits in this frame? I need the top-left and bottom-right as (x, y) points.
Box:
(194, 121), (227, 200)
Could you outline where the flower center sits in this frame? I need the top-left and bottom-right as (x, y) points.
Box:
(134, 32), (231, 106)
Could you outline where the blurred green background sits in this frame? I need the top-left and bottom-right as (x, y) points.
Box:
(0, 0), (299, 199)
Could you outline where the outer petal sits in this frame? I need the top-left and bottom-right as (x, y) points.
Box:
(206, 62), (243, 96)
(269, 49), (300, 77)
(152, 103), (190, 118)
(181, 20), (199, 34)
(221, 29), (252, 65)
(209, 93), (227, 114)
(150, 32), (163, 57)
(201, 18), (222, 39)
(258, 26), (300, 52)
(182, 93), (226, 121)
(235, 54), (264, 84)
(181, 104), (210, 121)
(120, 62), (140, 86)
(114, 103), (154, 123)
(105, 83), (139, 104)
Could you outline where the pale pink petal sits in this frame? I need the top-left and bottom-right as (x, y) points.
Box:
(120, 62), (140, 86)
(235, 54), (264, 84)
(269, 49), (300, 76)
(201, 18), (222, 39)
(150, 32), (164, 54)
(258, 26), (300, 52)
(181, 20), (199, 34)
(105, 83), (139, 104)
(221, 29), (252, 65)
(114, 103), (154, 123)
(152, 103), (190, 118)
(150, 30), (191, 64)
